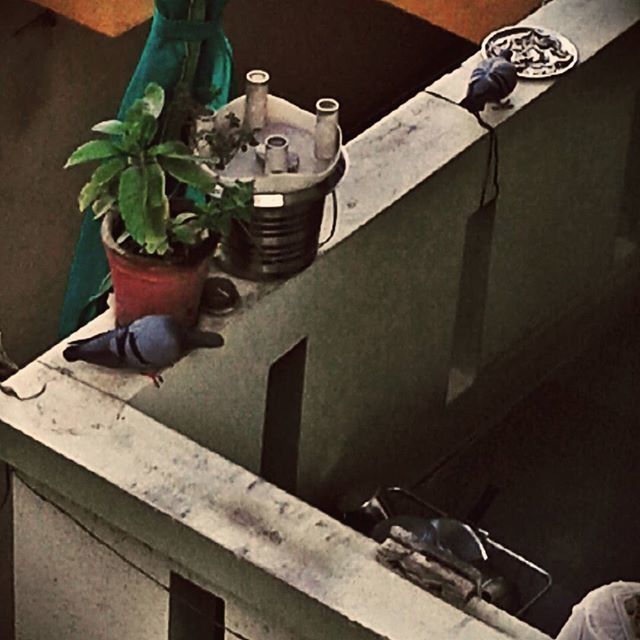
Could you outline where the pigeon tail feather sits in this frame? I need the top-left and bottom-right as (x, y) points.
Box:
(184, 330), (225, 350)
(62, 345), (83, 362)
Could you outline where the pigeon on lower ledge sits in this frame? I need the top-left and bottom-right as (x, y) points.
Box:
(63, 315), (224, 387)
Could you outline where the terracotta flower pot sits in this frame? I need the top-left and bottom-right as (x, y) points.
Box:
(101, 211), (216, 327)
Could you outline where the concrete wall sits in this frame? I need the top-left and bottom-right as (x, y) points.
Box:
(13, 474), (357, 640)
(480, 23), (639, 364)
(0, 0), (147, 365)
(126, 0), (640, 508)
(0, 366), (549, 640)
(0, 0), (637, 636)
(14, 477), (168, 640)
(0, 0), (473, 368)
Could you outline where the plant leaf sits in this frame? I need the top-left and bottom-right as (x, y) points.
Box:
(143, 82), (165, 119)
(144, 198), (170, 253)
(217, 212), (232, 236)
(148, 141), (192, 158)
(118, 163), (169, 251)
(92, 157), (127, 186)
(78, 179), (102, 211)
(118, 165), (149, 246)
(234, 204), (252, 222)
(160, 157), (217, 192)
(144, 210), (169, 255)
(124, 98), (151, 123)
(65, 140), (120, 168)
(171, 222), (200, 245)
(93, 193), (117, 219)
(146, 161), (166, 208)
(112, 137), (138, 155)
(173, 212), (199, 225)
(139, 113), (159, 146)
(126, 111), (158, 148)
(91, 120), (127, 135)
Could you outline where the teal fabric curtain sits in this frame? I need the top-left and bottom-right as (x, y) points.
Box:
(59, 0), (233, 338)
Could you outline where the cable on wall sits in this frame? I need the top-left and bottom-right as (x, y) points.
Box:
(424, 90), (501, 210)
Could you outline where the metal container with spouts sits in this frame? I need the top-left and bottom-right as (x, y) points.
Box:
(194, 70), (347, 281)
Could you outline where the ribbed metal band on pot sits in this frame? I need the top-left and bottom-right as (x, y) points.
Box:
(219, 153), (347, 280)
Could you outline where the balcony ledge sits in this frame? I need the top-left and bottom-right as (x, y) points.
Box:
(0, 361), (548, 640)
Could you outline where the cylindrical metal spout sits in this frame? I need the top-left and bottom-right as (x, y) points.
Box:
(244, 69), (270, 131)
(265, 134), (290, 174)
(314, 98), (340, 160)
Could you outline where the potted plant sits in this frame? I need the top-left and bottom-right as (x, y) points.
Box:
(65, 82), (254, 327)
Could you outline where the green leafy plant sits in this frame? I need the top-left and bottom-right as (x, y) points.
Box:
(65, 82), (253, 257)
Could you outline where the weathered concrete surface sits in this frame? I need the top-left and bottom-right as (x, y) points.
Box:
(127, 0), (640, 506)
(0, 364), (549, 640)
(429, 0), (640, 365)
(14, 476), (168, 640)
(0, 0), (473, 368)
(25, 0), (638, 511)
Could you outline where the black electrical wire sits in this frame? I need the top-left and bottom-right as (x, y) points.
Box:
(424, 90), (501, 210)
(408, 90), (503, 493)
(15, 473), (256, 640)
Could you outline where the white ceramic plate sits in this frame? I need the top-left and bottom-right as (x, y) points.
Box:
(482, 26), (579, 79)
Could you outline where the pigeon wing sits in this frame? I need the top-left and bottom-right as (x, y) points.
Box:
(63, 327), (126, 368)
(123, 316), (184, 370)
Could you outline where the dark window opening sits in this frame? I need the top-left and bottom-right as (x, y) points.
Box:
(169, 573), (225, 640)
(261, 338), (308, 493)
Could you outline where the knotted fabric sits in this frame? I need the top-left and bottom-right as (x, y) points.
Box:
(59, 0), (233, 338)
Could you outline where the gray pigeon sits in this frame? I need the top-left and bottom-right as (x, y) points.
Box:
(460, 51), (518, 114)
(63, 315), (223, 386)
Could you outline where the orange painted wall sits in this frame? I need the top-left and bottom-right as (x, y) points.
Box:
(30, 0), (153, 37)
(379, 0), (542, 43)
(30, 0), (539, 41)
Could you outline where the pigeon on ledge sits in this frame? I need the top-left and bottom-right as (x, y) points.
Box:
(63, 315), (224, 386)
(460, 50), (518, 114)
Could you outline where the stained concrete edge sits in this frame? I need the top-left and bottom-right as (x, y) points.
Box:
(28, 0), (639, 405)
(0, 363), (549, 640)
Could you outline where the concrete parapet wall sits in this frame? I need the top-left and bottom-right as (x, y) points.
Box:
(0, 0), (638, 637)
(125, 0), (640, 506)
(0, 364), (548, 640)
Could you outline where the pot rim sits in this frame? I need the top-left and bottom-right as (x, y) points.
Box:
(101, 210), (217, 268)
